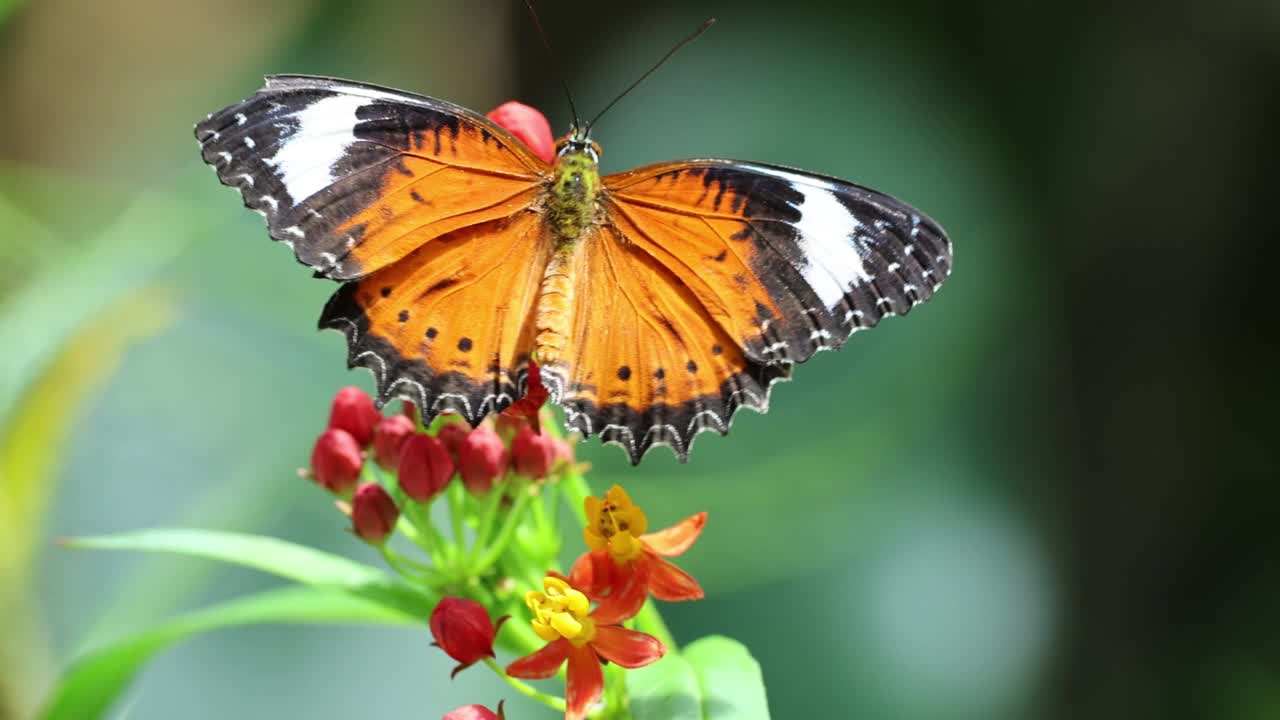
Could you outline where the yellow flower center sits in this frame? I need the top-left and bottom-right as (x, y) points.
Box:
(526, 576), (596, 647)
(583, 484), (648, 563)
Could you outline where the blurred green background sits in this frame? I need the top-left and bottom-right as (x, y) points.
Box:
(1, 0), (1275, 718)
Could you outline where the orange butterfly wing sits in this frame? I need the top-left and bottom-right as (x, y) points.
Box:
(546, 160), (951, 462)
(319, 210), (550, 423)
(196, 75), (546, 280)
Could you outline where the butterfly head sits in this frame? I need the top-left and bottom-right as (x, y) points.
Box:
(555, 133), (601, 163)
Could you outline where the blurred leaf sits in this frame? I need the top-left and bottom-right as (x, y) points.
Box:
(62, 528), (434, 623)
(0, 290), (175, 589)
(0, 0), (26, 26)
(0, 190), (197, 426)
(627, 653), (703, 720)
(39, 586), (420, 720)
(683, 636), (771, 720)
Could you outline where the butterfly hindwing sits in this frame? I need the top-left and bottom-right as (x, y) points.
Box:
(605, 160), (951, 366)
(319, 210), (550, 425)
(547, 223), (792, 464)
(195, 75), (547, 280)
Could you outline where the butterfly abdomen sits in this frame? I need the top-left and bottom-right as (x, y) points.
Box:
(532, 247), (578, 371)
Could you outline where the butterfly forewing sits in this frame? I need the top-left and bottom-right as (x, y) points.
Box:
(319, 210), (549, 425)
(195, 75), (547, 280)
(604, 160), (952, 365)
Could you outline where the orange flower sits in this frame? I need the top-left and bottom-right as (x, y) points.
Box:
(506, 576), (665, 720)
(568, 485), (706, 620)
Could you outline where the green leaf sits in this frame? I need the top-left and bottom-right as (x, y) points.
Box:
(627, 652), (703, 720)
(683, 636), (771, 720)
(40, 586), (419, 720)
(62, 528), (433, 621)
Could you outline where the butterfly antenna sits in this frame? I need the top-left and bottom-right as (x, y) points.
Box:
(523, 0), (582, 132)
(585, 17), (716, 135)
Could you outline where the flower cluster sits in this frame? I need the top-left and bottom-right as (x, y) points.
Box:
(300, 384), (706, 719)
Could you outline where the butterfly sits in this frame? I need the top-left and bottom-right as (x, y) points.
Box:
(195, 74), (951, 464)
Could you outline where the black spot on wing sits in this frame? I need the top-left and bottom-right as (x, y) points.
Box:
(317, 282), (522, 426)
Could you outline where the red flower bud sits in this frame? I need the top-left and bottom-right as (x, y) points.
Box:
(486, 101), (554, 163)
(372, 414), (416, 471)
(402, 399), (418, 423)
(436, 421), (470, 460)
(511, 426), (556, 479)
(327, 386), (382, 447)
(351, 483), (399, 544)
(457, 425), (508, 494)
(309, 428), (364, 493)
(430, 597), (507, 677)
(398, 433), (454, 502)
(443, 702), (504, 720)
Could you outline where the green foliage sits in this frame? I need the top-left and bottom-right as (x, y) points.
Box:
(40, 586), (420, 720)
(684, 636), (771, 720)
(62, 529), (435, 620)
(626, 636), (770, 719)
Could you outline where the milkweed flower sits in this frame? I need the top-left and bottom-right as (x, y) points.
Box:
(327, 386), (382, 447)
(351, 483), (399, 544)
(570, 485), (706, 619)
(507, 576), (665, 720)
(486, 101), (554, 163)
(429, 597), (507, 677)
(457, 425), (508, 494)
(309, 428), (364, 494)
(511, 425), (556, 479)
(372, 413), (416, 471)
(399, 433), (454, 502)
(436, 420), (470, 461)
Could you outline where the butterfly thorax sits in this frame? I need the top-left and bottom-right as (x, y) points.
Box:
(533, 142), (601, 371)
(546, 144), (601, 243)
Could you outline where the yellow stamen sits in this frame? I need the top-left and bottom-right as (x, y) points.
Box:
(582, 484), (648, 563)
(525, 576), (596, 646)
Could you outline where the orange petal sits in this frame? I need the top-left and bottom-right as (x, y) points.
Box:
(641, 512), (706, 557)
(646, 554), (704, 602)
(568, 550), (612, 599)
(590, 561), (649, 625)
(505, 638), (569, 679)
(591, 625), (667, 669)
(565, 643), (604, 720)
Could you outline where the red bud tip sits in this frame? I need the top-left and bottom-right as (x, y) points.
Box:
(511, 426), (556, 479)
(327, 386), (382, 447)
(309, 428), (364, 493)
(401, 400), (418, 423)
(486, 101), (554, 163)
(442, 702), (504, 720)
(398, 433), (454, 502)
(430, 597), (501, 672)
(436, 421), (470, 460)
(351, 483), (399, 543)
(372, 414), (416, 471)
(457, 425), (508, 494)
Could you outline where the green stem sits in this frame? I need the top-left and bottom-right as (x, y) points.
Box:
(447, 478), (467, 550)
(402, 501), (446, 567)
(483, 658), (566, 712)
(561, 469), (591, 526)
(469, 476), (509, 564)
(475, 488), (534, 569)
(378, 546), (439, 585)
